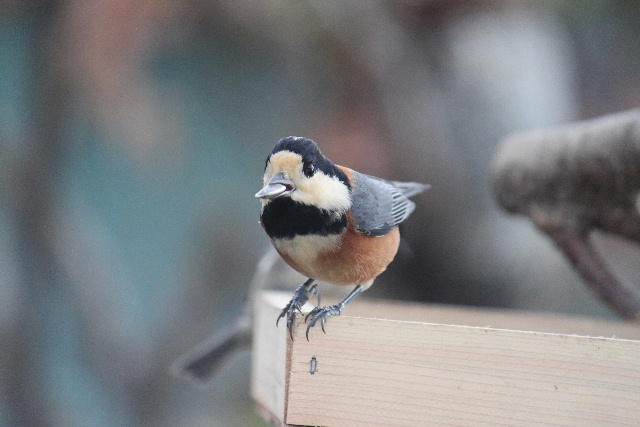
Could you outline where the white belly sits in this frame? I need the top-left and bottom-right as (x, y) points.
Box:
(272, 233), (343, 277)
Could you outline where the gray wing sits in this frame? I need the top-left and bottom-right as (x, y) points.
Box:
(350, 171), (428, 237)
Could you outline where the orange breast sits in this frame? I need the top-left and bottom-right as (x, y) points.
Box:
(276, 226), (399, 287)
(316, 219), (400, 286)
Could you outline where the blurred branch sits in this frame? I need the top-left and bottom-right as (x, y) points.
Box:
(547, 228), (640, 320)
(5, 2), (67, 426)
(492, 109), (640, 319)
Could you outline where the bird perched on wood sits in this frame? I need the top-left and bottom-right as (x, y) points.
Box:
(256, 136), (428, 339)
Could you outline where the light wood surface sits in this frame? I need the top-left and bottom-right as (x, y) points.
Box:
(251, 292), (289, 425)
(252, 291), (640, 427)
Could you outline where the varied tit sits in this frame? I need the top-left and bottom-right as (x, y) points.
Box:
(256, 136), (429, 339)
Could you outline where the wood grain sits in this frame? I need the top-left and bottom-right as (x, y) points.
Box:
(251, 292), (289, 424)
(252, 291), (640, 427)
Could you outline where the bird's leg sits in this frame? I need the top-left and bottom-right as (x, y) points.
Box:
(305, 285), (363, 340)
(277, 278), (317, 340)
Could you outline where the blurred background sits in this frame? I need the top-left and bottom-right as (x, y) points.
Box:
(2, 1), (640, 426)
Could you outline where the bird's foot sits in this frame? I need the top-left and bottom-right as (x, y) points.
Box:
(304, 303), (344, 340)
(277, 279), (318, 340)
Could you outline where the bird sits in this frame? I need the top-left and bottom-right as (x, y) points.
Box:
(255, 136), (428, 339)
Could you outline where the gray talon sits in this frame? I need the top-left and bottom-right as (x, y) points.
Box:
(305, 304), (344, 340)
(277, 279), (317, 340)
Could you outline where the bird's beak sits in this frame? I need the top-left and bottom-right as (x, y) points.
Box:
(255, 173), (295, 199)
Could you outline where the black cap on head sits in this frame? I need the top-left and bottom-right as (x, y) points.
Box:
(268, 136), (350, 188)
(272, 136), (321, 157)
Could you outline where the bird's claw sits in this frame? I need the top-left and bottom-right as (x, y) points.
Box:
(276, 301), (300, 340)
(305, 303), (344, 340)
(277, 282), (318, 340)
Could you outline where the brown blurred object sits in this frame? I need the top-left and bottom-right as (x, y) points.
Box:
(59, 0), (185, 162)
(493, 109), (640, 320)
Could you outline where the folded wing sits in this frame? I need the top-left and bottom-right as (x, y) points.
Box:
(350, 171), (429, 237)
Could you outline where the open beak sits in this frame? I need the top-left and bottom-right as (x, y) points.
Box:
(255, 173), (295, 199)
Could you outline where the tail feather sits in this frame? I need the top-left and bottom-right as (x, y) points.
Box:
(172, 314), (251, 384)
(391, 181), (430, 198)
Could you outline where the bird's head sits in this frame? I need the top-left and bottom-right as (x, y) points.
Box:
(256, 136), (351, 212)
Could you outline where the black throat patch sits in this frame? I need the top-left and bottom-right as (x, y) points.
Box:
(261, 198), (347, 239)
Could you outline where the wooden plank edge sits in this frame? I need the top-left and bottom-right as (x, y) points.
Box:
(252, 290), (640, 427)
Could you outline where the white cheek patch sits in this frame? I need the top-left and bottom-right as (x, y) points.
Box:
(263, 151), (351, 212)
(291, 171), (351, 212)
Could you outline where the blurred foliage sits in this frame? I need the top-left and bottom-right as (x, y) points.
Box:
(1, 0), (639, 426)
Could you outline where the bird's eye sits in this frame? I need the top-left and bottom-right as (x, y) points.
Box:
(303, 161), (316, 177)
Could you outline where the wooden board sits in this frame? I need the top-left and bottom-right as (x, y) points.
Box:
(251, 291), (640, 427)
